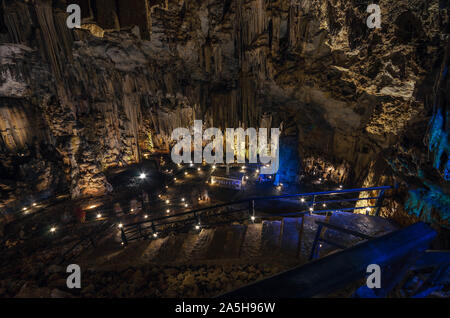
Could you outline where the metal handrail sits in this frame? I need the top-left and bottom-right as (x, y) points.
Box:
(124, 185), (391, 227)
(120, 185), (393, 244)
(219, 222), (437, 298)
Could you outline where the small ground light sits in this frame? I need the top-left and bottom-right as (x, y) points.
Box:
(165, 185), (168, 188)
(22, 207), (27, 211)
(339, 185), (343, 189)
(181, 198), (185, 202)
(256, 169), (259, 173)
(166, 199), (170, 204)
(185, 172), (188, 175)
(212, 165), (216, 169)
(32, 203), (37, 207)
(301, 198), (305, 202)
(166, 209), (170, 213)
(153, 233), (158, 238)
(139, 173), (146, 180)
(195, 224), (201, 230)
(184, 204), (188, 207)
(197, 167), (201, 171)
(97, 213), (102, 218)
(190, 163), (194, 167)
(118, 223), (123, 228)
(309, 207), (313, 212)
(174, 177), (177, 181)
(144, 215), (148, 219)
(121, 242), (124, 245)
(323, 204), (326, 207)
(50, 227), (56, 233)
(251, 216), (255, 221)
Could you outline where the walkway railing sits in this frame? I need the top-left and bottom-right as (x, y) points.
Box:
(219, 222), (442, 298)
(120, 185), (393, 245)
(309, 220), (375, 260)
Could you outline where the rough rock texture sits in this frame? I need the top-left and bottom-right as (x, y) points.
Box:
(0, 1), (449, 234)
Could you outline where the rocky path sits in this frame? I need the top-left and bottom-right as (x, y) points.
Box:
(79, 212), (398, 270)
(1, 211), (399, 298)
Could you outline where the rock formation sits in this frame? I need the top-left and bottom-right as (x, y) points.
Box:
(0, 1), (448, 234)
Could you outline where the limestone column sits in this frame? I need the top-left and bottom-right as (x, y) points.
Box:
(95, 0), (120, 30)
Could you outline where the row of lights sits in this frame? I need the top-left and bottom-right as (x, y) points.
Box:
(172, 166), (204, 181)
(130, 166), (343, 240)
(297, 184), (346, 212)
(119, 173), (345, 245)
(45, 166), (197, 242)
(40, 163), (344, 236)
(22, 202), (38, 213)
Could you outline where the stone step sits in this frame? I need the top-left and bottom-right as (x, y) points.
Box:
(142, 236), (169, 261)
(97, 212), (400, 268)
(279, 217), (302, 258)
(204, 226), (229, 260)
(299, 214), (327, 258)
(176, 232), (201, 262)
(187, 228), (215, 261)
(240, 223), (262, 259)
(204, 224), (246, 260)
(260, 220), (282, 258)
(222, 224), (246, 259)
(155, 233), (189, 263)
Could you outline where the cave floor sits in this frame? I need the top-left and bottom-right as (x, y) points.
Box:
(0, 156), (399, 297)
(66, 211), (397, 297)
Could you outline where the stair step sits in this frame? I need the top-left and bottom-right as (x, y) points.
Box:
(204, 224), (247, 260)
(142, 237), (169, 261)
(155, 233), (188, 263)
(299, 214), (327, 258)
(205, 226), (229, 259)
(260, 221), (282, 257)
(280, 217), (302, 257)
(240, 223), (262, 259)
(222, 224), (246, 259)
(177, 233), (201, 262)
(188, 228), (215, 261)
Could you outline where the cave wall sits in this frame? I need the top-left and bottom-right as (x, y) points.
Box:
(0, 0), (448, 231)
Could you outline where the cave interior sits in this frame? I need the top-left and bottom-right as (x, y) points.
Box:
(0, 0), (449, 298)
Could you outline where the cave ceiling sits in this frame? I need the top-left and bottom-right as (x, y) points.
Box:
(0, 0), (448, 228)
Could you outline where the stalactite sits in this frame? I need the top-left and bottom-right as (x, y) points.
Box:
(2, 2), (34, 44)
(34, 0), (67, 80)
(0, 0), (447, 227)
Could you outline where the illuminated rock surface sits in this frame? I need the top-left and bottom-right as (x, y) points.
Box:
(0, 1), (448, 240)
